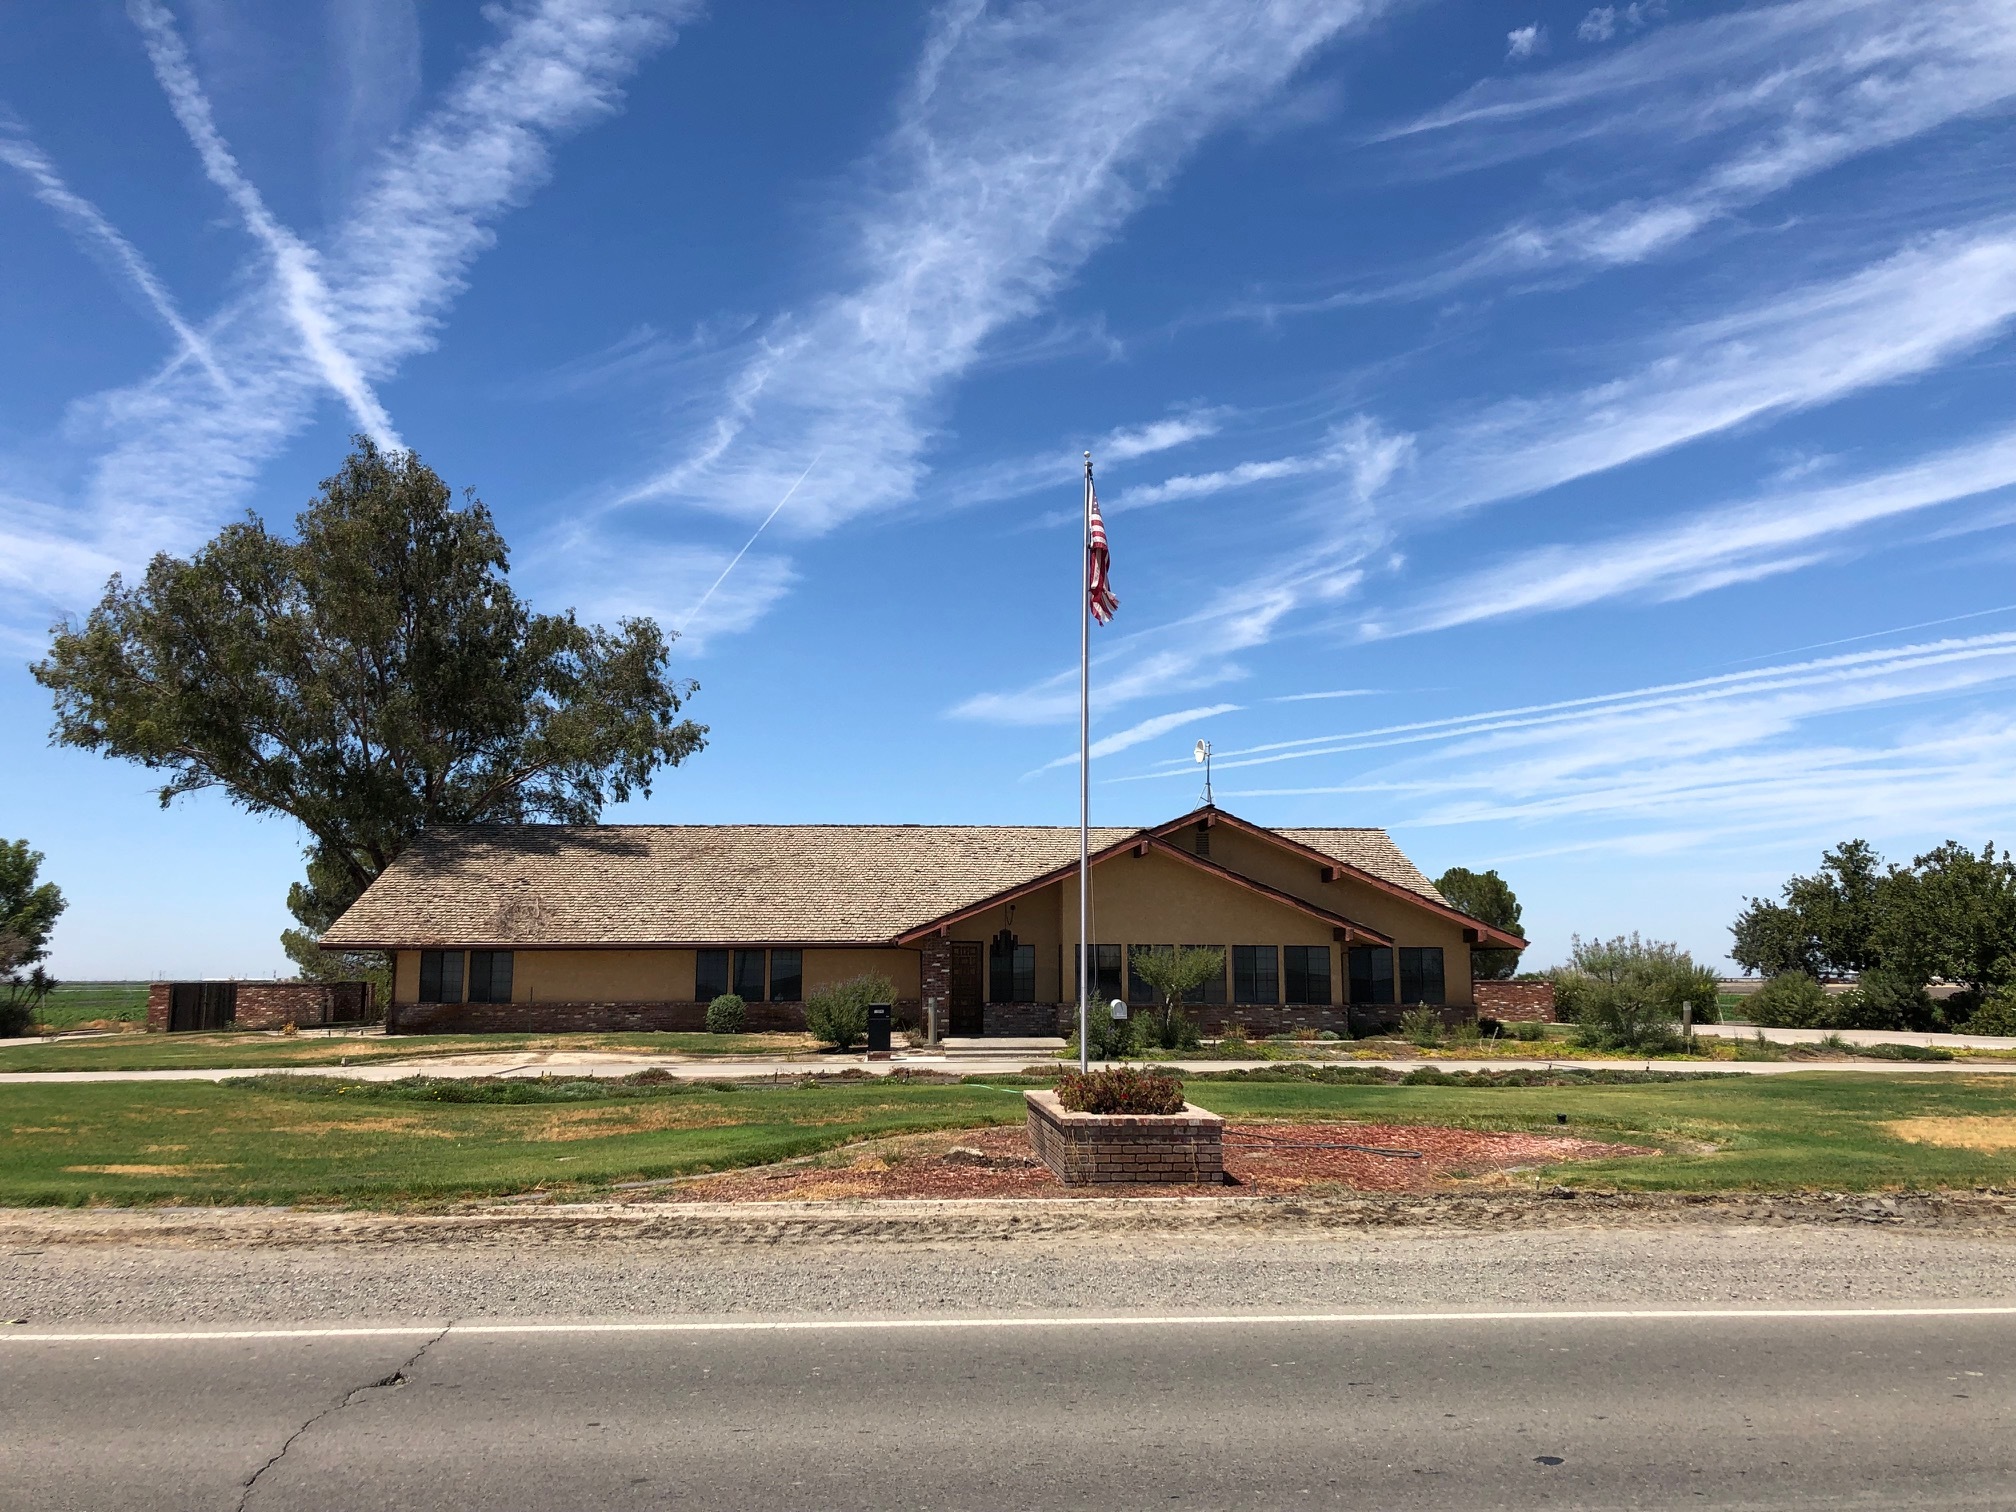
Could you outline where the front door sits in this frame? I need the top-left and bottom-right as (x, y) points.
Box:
(949, 942), (984, 1035)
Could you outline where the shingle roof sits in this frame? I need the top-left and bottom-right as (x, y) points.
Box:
(320, 815), (1450, 949)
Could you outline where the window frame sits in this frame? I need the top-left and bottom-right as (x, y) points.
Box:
(1348, 946), (1395, 1006)
(695, 949), (730, 1003)
(418, 950), (463, 1005)
(1231, 946), (1279, 1006)
(768, 949), (802, 1004)
(990, 941), (1037, 1003)
(1398, 946), (1446, 1006)
(467, 950), (513, 1004)
(1283, 945), (1332, 1006)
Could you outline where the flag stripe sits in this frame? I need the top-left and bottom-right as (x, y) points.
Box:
(1088, 483), (1118, 625)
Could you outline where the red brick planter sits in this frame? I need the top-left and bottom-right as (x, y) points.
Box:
(1024, 1090), (1224, 1185)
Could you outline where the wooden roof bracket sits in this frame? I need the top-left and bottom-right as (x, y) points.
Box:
(1132, 841), (1151, 857)
(1320, 864), (1341, 883)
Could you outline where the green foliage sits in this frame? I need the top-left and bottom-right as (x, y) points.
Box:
(1871, 841), (2016, 1001)
(1747, 971), (1835, 1029)
(1138, 1007), (1202, 1052)
(1550, 933), (1720, 1051)
(1508, 1019), (1547, 1041)
(1054, 1066), (1186, 1115)
(804, 973), (893, 1049)
(1400, 1006), (1442, 1047)
(1827, 968), (1937, 1032)
(1434, 866), (1526, 979)
(1068, 1001), (1140, 1061)
(1966, 985), (2016, 1037)
(1731, 840), (1885, 978)
(34, 438), (707, 974)
(705, 994), (747, 1034)
(0, 840), (67, 1036)
(1126, 945), (1225, 1048)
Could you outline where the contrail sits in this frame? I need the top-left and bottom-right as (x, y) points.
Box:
(678, 453), (822, 635)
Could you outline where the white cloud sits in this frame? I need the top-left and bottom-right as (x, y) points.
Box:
(1115, 414), (1412, 511)
(1577, 7), (1616, 43)
(1505, 25), (1547, 62)
(940, 407), (1230, 512)
(617, 0), (1388, 536)
(1031, 703), (1242, 774)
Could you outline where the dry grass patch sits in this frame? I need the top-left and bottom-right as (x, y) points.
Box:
(1883, 1116), (2016, 1152)
(64, 1164), (229, 1177)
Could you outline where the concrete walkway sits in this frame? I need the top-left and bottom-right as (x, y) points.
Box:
(1697, 1022), (2016, 1051)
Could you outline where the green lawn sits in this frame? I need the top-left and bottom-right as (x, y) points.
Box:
(26, 982), (150, 1032)
(0, 1029), (822, 1072)
(3, 1068), (2015, 1206)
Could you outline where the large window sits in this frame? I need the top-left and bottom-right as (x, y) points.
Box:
(1232, 946), (1279, 1005)
(1127, 945), (1171, 1006)
(1399, 947), (1446, 1006)
(695, 949), (729, 1002)
(989, 941), (1036, 1002)
(468, 951), (513, 1004)
(1284, 945), (1331, 1006)
(733, 949), (768, 1002)
(1181, 946), (1227, 1005)
(1074, 944), (1125, 1004)
(1348, 946), (1394, 1006)
(769, 949), (803, 1003)
(419, 950), (462, 1004)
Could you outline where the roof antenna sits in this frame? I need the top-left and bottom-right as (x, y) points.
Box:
(1194, 739), (1213, 807)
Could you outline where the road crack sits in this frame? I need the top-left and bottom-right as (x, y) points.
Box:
(236, 1323), (451, 1509)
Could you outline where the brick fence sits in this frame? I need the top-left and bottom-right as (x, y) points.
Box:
(1024, 1090), (1224, 1185)
(147, 981), (376, 1032)
(1473, 980), (1557, 1023)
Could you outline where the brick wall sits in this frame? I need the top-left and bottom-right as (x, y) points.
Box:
(1025, 1090), (1224, 1185)
(146, 983), (170, 1033)
(919, 936), (949, 1042)
(1474, 980), (1557, 1023)
(985, 1001), (1067, 1036)
(383, 998), (919, 1035)
(148, 981), (377, 1032)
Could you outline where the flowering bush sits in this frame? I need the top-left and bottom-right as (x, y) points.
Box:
(1054, 1066), (1185, 1115)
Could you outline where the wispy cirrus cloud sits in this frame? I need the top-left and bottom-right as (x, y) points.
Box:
(618, 0), (1389, 538)
(1029, 702), (1241, 776)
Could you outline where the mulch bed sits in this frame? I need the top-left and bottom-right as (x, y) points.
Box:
(665, 1121), (1651, 1202)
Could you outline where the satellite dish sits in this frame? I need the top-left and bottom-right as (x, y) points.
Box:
(1194, 739), (1209, 764)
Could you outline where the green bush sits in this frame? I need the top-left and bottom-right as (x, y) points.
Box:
(1509, 1019), (1546, 1041)
(1826, 968), (1936, 1032)
(1400, 1006), (1442, 1047)
(1569, 979), (1683, 1053)
(1137, 1007), (1201, 1052)
(1054, 1066), (1185, 1115)
(1747, 971), (1833, 1028)
(1071, 1003), (1140, 1061)
(1550, 934), (1721, 1033)
(1966, 986), (2016, 1037)
(704, 993), (746, 1034)
(803, 973), (893, 1050)
(1315, 1030), (1340, 1041)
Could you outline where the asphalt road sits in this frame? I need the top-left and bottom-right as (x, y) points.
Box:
(8, 1307), (2016, 1510)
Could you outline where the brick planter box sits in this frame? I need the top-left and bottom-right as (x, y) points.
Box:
(1024, 1090), (1224, 1185)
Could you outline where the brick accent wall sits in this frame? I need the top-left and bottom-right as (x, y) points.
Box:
(985, 1001), (1067, 1036)
(233, 983), (375, 1030)
(1474, 980), (1557, 1023)
(919, 935), (950, 1043)
(1025, 1090), (1224, 1185)
(146, 983), (170, 1033)
(383, 998), (918, 1035)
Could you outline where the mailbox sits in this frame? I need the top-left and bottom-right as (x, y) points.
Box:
(866, 1001), (893, 1053)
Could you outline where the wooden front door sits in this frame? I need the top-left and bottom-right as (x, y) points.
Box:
(949, 942), (985, 1035)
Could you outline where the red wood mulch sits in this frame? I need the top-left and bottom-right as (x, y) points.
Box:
(662, 1121), (1650, 1202)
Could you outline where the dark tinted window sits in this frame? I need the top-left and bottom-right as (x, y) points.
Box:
(468, 951), (513, 1004)
(1284, 945), (1331, 1006)
(1232, 946), (1278, 1005)
(768, 949), (802, 1003)
(419, 950), (462, 1004)
(1127, 945), (1171, 1006)
(1348, 946), (1395, 1006)
(1182, 946), (1227, 1005)
(1074, 944), (1124, 1003)
(991, 942), (1036, 1002)
(695, 949), (729, 1002)
(733, 950), (767, 1002)
(1399, 947), (1446, 1005)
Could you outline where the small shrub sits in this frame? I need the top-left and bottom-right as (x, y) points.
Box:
(1962, 985), (2016, 1037)
(1315, 1029), (1341, 1042)
(1570, 979), (1682, 1053)
(1826, 968), (1936, 1032)
(1849, 1041), (1954, 1062)
(1509, 1019), (1546, 1042)
(1400, 1006), (1442, 1047)
(704, 993), (747, 1033)
(281, 1020), (299, 1037)
(1747, 971), (1833, 1029)
(1137, 1007), (1201, 1052)
(1217, 1022), (1251, 1053)
(1476, 1016), (1503, 1037)
(1054, 1066), (1186, 1115)
(1447, 1018), (1481, 1047)
(1072, 1003), (1139, 1061)
(803, 973), (893, 1050)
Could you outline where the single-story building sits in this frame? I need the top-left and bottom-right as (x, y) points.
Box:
(319, 804), (1526, 1036)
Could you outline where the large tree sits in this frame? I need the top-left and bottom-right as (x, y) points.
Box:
(0, 840), (67, 1035)
(1871, 841), (2016, 1004)
(1730, 839), (1885, 979)
(34, 439), (707, 978)
(1434, 866), (1525, 979)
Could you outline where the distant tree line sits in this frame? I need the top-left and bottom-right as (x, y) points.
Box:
(1732, 840), (2016, 1033)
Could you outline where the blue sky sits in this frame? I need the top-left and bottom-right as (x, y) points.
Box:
(5, 0), (2016, 980)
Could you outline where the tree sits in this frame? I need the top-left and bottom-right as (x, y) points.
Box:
(1434, 866), (1525, 979)
(1871, 841), (2016, 1008)
(34, 439), (707, 978)
(0, 840), (67, 1036)
(1549, 932), (1721, 1050)
(1730, 840), (1885, 978)
(1127, 945), (1224, 1048)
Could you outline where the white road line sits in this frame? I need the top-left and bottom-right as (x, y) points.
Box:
(8, 1304), (2016, 1344)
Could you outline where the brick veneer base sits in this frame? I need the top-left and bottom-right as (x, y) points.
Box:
(1473, 981), (1558, 1023)
(383, 998), (919, 1034)
(1025, 1090), (1224, 1185)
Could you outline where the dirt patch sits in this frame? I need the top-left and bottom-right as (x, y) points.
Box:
(62, 1164), (229, 1177)
(662, 1121), (1650, 1202)
(1885, 1116), (2016, 1152)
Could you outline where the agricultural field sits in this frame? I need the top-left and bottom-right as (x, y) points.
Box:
(23, 982), (150, 1033)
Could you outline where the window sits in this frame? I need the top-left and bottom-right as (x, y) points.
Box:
(1399, 947), (1446, 1006)
(468, 951), (513, 1004)
(1284, 945), (1331, 1006)
(733, 949), (767, 1002)
(1074, 944), (1124, 1004)
(990, 941), (1036, 1002)
(1127, 945), (1171, 1006)
(419, 950), (462, 1004)
(1348, 946), (1395, 1006)
(769, 949), (802, 1003)
(695, 949), (729, 1002)
(1232, 946), (1279, 1005)
(1181, 946), (1227, 1005)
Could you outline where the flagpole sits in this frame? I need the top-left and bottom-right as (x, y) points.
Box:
(1078, 450), (1093, 1074)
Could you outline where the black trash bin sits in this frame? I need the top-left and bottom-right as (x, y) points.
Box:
(866, 1002), (893, 1053)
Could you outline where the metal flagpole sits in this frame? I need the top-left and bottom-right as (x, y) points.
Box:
(1079, 451), (1093, 1074)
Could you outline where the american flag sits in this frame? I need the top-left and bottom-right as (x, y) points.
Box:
(1087, 483), (1119, 624)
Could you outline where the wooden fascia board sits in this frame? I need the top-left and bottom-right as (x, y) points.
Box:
(1150, 809), (1527, 950)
